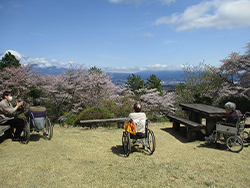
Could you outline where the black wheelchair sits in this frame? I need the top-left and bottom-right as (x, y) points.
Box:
(122, 119), (156, 157)
(21, 112), (53, 144)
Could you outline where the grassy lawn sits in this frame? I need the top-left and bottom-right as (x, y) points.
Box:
(1, 122), (250, 187)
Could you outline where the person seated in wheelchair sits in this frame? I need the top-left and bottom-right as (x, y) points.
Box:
(127, 102), (146, 134)
(205, 102), (242, 142)
(223, 102), (242, 124)
(29, 99), (47, 134)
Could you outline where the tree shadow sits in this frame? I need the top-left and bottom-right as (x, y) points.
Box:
(160, 126), (206, 143)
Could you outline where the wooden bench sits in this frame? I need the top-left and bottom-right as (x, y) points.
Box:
(79, 118), (127, 128)
(167, 114), (205, 141)
(0, 125), (12, 139)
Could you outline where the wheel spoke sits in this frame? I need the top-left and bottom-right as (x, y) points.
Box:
(226, 135), (243, 153)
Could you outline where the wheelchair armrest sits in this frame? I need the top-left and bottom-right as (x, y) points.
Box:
(217, 122), (236, 127)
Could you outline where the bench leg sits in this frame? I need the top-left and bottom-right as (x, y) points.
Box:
(4, 128), (13, 139)
(173, 122), (180, 131)
(117, 122), (124, 129)
(187, 127), (196, 141)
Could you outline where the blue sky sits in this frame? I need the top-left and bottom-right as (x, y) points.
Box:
(0, 0), (250, 72)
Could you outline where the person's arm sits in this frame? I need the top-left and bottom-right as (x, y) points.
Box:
(127, 113), (132, 122)
(14, 101), (23, 111)
(1, 101), (22, 115)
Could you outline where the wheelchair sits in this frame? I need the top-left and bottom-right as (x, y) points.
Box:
(208, 112), (250, 153)
(21, 111), (53, 144)
(122, 119), (156, 157)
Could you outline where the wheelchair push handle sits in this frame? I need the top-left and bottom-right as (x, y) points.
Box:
(245, 112), (250, 117)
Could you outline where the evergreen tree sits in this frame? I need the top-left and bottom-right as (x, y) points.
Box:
(88, 66), (102, 74)
(146, 74), (162, 92)
(0, 52), (21, 70)
(125, 73), (145, 94)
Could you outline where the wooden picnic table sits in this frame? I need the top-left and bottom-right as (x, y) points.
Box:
(179, 103), (226, 135)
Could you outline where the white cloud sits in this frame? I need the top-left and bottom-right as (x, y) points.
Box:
(108, 0), (175, 5)
(9, 1), (22, 8)
(155, 0), (250, 31)
(29, 32), (45, 37)
(140, 32), (154, 37)
(148, 64), (168, 68)
(19, 56), (74, 69)
(101, 64), (182, 72)
(159, 0), (175, 5)
(108, 0), (123, 2)
(108, 0), (146, 6)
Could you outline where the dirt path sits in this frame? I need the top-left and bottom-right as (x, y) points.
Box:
(1, 123), (250, 188)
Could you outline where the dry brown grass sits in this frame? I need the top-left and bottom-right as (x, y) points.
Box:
(1, 122), (250, 188)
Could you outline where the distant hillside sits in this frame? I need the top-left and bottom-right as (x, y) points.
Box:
(1, 50), (184, 86)
(107, 70), (185, 86)
(35, 66), (68, 75)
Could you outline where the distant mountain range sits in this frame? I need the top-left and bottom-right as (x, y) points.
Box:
(107, 70), (185, 86)
(1, 50), (185, 86)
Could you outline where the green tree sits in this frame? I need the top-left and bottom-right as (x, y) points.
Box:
(175, 63), (223, 107)
(0, 52), (21, 70)
(88, 66), (102, 74)
(125, 73), (145, 94)
(146, 74), (162, 92)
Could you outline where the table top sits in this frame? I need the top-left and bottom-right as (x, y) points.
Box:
(180, 103), (226, 117)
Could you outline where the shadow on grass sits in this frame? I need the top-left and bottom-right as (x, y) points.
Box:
(197, 142), (228, 151)
(111, 145), (126, 157)
(0, 133), (43, 144)
(160, 126), (206, 144)
(111, 144), (153, 157)
(0, 134), (8, 144)
(29, 133), (43, 142)
(198, 139), (250, 152)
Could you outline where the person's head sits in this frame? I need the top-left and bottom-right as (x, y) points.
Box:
(133, 102), (142, 112)
(2, 91), (12, 101)
(224, 102), (236, 114)
(33, 98), (41, 106)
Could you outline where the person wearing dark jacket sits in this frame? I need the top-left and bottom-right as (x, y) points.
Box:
(205, 102), (242, 142)
(224, 102), (242, 124)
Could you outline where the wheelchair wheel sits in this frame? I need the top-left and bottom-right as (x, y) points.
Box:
(22, 119), (30, 144)
(145, 129), (156, 155)
(44, 118), (53, 140)
(122, 132), (131, 157)
(226, 135), (243, 153)
(240, 131), (250, 144)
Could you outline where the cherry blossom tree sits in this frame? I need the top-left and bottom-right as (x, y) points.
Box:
(39, 65), (122, 121)
(219, 42), (250, 100)
(0, 65), (37, 99)
(135, 88), (176, 120)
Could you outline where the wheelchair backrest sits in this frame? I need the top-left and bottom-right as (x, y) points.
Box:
(132, 118), (146, 134)
(30, 111), (46, 130)
(236, 114), (246, 132)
